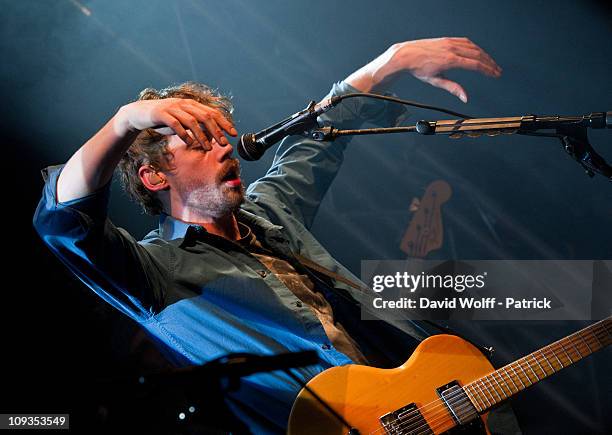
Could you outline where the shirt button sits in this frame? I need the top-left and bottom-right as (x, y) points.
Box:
(295, 301), (303, 308)
(258, 270), (268, 278)
(321, 343), (331, 350)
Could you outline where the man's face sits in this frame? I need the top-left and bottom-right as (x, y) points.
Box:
(162, 133), (245, 218)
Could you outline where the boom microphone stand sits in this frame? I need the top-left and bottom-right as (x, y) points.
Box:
(310, 111), (612, 180)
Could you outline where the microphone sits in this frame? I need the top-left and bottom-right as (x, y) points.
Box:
(237, 96), (341, 161)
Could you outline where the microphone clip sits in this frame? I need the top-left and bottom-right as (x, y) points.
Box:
(238, 97), (340, 161)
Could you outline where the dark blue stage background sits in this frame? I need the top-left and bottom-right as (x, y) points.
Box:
(2, 0), (610, 433)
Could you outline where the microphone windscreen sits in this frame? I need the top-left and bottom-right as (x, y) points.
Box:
(237, 134), (263, 161)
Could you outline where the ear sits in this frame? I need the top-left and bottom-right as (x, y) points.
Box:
(139, 165), (168, 192)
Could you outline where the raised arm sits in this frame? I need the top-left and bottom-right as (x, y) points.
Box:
(57, 97), (236, 203)
(246, 37), (501, 229)
(345, 37), (501, 98)
(34, 95), (236, 318)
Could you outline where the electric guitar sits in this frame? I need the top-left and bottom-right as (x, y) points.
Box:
(288, 317), (611, 434)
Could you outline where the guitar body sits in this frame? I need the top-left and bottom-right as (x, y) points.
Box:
(288, 334), (493, 435)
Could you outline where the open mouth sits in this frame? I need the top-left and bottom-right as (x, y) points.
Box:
(220, 163), (241, 185)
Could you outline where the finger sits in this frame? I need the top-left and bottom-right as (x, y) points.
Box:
(449, 38), (502, 72)
(426, 75), (468, 103)
(212, 111), (238, 136)
(169, 109), (212, 149)
(157, 113), (194, 146)
(186, 100), (237, 137)
(188, 108), (230, 146)
(448, 54), (501, 78)
(449, 45), (502, 75)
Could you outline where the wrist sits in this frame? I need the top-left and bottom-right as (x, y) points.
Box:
(113, 104), (138, 137)
(353, 44), (404, 93)
(371, 43), (406, 84)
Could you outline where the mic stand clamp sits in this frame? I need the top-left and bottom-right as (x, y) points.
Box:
(556, 125), (612, 180)
(311, 126), (338, 141)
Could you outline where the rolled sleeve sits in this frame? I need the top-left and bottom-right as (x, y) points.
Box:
(33, 164), (166, 320)
(317, 81), (409, 130)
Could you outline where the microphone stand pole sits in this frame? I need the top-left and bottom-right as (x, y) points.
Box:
(310, 111), (612, 180)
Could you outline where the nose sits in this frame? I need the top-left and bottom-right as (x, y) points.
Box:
(212, 138), (234, 162)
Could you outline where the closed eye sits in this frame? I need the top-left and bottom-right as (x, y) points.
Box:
(189, 143), (210, 153)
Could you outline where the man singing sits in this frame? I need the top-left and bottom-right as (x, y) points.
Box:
(34, 38), (510, 433)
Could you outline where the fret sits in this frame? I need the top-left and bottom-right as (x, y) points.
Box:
(602, 320), (611, 336)
(550, 346), (565, 368)
(489, 373), (508, 399)
(473, 381), (493, 408)
(516, 361), (534, 385)
(524, 357), (541, 381)
(577, 332), (592, 353)
(464, 385), (484, 412)
(483, 375), (503, 402)
(470, 385), (487, 412)
(595, 326), (611, 346)
(479, 379), (496, 407)
(469, 318), (611, 413)
(479, 379), (497, 406)
(540, 351), (556, 373)
(530, 354), (546, 378)
(494, 370), (513, 396)
(596, 336), (611, 348)
(509, 364), (526, 389)
(467, 383), (484, 409)
(570, 339), (583, 359)
(501, 367), (519, 392)
(558, 341), (574, 364)
(590, 328), (604, 347)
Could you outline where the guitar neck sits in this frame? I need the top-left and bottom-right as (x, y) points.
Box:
(463, 317), (611, 413)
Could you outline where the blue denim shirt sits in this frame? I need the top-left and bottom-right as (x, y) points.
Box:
(33, 81), (428, 433)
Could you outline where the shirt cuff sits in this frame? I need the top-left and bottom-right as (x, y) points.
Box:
(317, 81), (409, 131)
(40, 164), (111, 223)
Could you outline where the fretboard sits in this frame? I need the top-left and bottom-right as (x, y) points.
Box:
(463, 317), (611, 413)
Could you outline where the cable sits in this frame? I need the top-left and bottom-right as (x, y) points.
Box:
(335, 92), (474, 119)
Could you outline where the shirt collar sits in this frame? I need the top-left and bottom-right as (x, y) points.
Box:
(157, 209), (285, 242)
(158, 213), (195, 241)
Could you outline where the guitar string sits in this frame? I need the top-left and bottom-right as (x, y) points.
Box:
(314, 262), (611, 432)
(363, 322), (610, 435)
(373, 325), (610, 435)
(373, 324), (611, 435)
(291, 190), (611, 433)
(376, 327), (610, 435)
(298, 252), (609, 433)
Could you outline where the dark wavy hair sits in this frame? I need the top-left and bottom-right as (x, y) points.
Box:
(117, 82), (233, 215)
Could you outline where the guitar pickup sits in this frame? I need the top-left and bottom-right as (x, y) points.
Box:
(380, 402), (434, 434)
(436, 380), (479, 425)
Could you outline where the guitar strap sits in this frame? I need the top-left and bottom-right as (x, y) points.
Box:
(293, 253), (494, 358)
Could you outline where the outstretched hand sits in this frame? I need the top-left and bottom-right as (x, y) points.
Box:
(346, 37), (502, 103)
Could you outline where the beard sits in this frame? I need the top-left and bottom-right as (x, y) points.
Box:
(181, 159), (245, 218)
